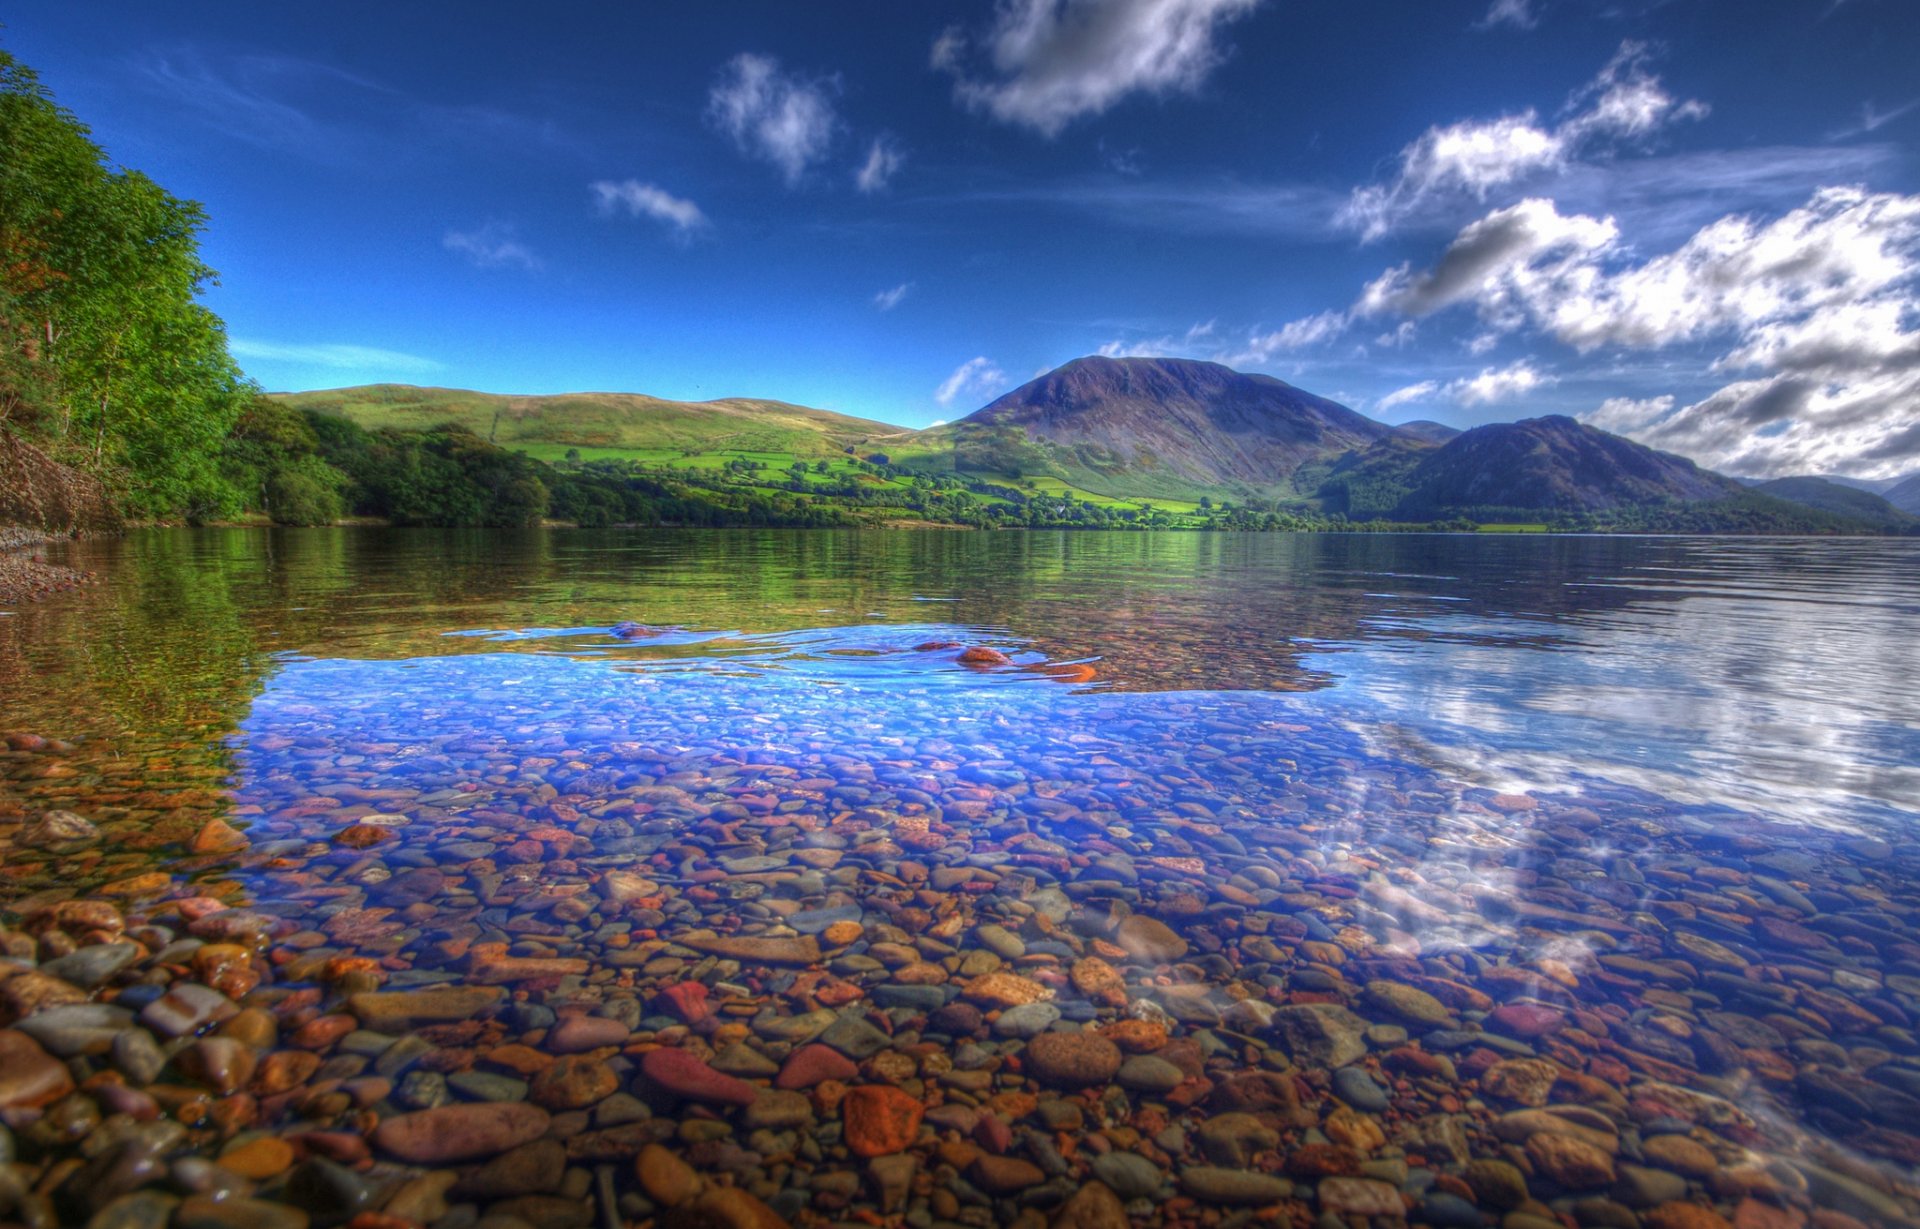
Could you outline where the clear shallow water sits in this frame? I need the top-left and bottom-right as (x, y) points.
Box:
(3, 528), (1919, 1227)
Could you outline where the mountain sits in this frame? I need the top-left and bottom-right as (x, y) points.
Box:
(274, 385), (899, 460)
(1884, 473), (1920, 515)
(1389, 415), (1740, 517)
(933, 356), (1395, 497)
(1393, 420), (1461, 445)
(1750, 477), (1916, 529)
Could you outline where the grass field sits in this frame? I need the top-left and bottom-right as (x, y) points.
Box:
(274, 385), (1232, 517)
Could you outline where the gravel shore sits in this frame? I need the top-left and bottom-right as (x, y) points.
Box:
(0, 526), (95, 605)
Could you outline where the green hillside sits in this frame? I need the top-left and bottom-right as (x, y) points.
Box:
(274, 384), (908, 461)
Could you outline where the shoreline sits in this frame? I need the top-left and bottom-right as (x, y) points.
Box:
(0, 527), (97, 606)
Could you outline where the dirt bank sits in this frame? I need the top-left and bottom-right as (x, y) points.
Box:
(0, 432), (113, 604)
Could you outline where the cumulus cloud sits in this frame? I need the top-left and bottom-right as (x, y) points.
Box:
(442, 222), (540, 271)
(855, 137), (905, 193)
(1365, 185), (1920, 476)
(1373, 362), (1551, 411)
(1340, 43), (1705, 239)
(935, 356), (1010, 407)
(708, 53), (838, 184)
(1357, 197), (1617, 319)
(591, 180), (708, 234)
(1455, 360), (1552, 404)
(935, 0), (1262, 137)
(873, 282), (913, 311)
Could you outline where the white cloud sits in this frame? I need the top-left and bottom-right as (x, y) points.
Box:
(708, 53), (838, 184)
(1356, 197), (1618, 319)
(1377, 381), (1440, 411)
(1476, 0), (1538, 29)
(935, 356), (1010, 407)
(1224, 310), (1349, 364)
(1582, 394), (1674, 435)
(1454, 360), (1552, 405)
(937, 0), (1262, 137)
(873, 282), (913, 311)
(591, 179), (708, 234)
(1366, 186), (1920, 477)
(443, 222), (540, 271)
(855, 137), (904, 193)
(1375, 321), (1417, 348)
(1374, 363), (1551, 411)
(230, 340), (442, 374)
(1340, 43), (1705, 240)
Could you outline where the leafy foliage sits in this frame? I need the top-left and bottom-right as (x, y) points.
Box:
(0, 48), (249, 519)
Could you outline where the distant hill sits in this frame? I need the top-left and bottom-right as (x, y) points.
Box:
(1393, 420), (1461, 445)
(926, 356), (1394, 498)
(1393, 415), (1739, 516)
(1885, 472), (1920, 515)
(273, 385), (900, 460)
(1750, 477), (1916, 530)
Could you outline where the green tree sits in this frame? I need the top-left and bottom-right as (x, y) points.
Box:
(0, 48), (249, 519)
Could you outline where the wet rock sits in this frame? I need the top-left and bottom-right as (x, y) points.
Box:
(174, 1196), (309, 1229)
(1052, 1181), (1130, 1229)
(1267, 1003), (1370, 1068)
(1116, 1054), (1184, 1094)
(1482, 1057), (1560, 1107)
(548, 1014), (630, 1053)
(453, 1138), (567, 1198)
(349, 985), (505, 1031)
(1333, 1065), (1390, 1112)
(1526, 1132), (1617, 1189)
(1115, 916), (1189, 963)
(841, 1084), (925, 1157)
(1365, 980), (1457, 1029)
(1179, 1167), (1293, 1205)
(969, 1154), (1046, 1194)
(1195, 1112), (1279, 1167)
(531, 1055), (619, 1109)
(637, 1143), (703, 1207)
(1089, 1151), (1163, 1199)
(1024, 1030), (1122, 1089)
(1319, 1177), (1408, 1217)
(371, 1102), (552, 1163)
(0, 1029), (75, 1107)
(677, 934), (822, 965)
(775, 1043), (859, 1089)
(639, 1047), (759, 1106)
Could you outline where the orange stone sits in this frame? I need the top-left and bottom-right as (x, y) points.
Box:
(1070, 957), (1128, 1007)
(334, 824), (391, 847)
(1098, 1019), (1169, 1053)
(841, 1084), (925, 1158)
(190, 819), (249, 854)
(961, 972), (1052, 1008)
(218, 1136), (295, 1178)
(822, 921), (864, 946)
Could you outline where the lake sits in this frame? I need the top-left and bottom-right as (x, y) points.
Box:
(3, 528), (1918, 1228)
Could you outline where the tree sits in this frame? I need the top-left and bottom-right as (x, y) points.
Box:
(0, 49), (248, 518)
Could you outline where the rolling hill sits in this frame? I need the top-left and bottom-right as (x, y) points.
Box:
(273, 384), (900, 462)
(1749, 477), (1917, 530)
(1884, 472), (1920, 515)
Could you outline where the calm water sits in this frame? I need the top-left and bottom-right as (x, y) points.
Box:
(8, 529), (1916, 832)
(3, 528), (1919, 1225)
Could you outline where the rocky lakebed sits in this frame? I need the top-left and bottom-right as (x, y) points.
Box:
(1, 624), (1918, 1229)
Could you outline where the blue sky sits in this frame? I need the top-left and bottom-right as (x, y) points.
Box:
(6, 1), (1919, 476)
